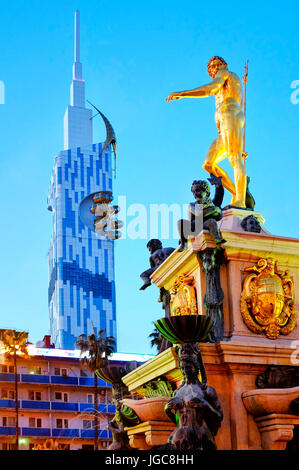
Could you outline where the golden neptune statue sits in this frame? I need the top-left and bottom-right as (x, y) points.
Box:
(167, 56), (247, 208)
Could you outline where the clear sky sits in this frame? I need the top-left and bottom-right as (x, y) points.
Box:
(0, 0), (298, 354)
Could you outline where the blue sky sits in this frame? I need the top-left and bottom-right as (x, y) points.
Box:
(0, 0), (298, 354)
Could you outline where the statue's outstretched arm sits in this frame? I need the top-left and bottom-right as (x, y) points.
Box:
(166, 69), (228, 101)
(166, 78), (224, 101)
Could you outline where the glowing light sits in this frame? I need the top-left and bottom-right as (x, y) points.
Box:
(19, 438), (28, 445)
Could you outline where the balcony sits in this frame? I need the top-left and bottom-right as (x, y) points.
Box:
(0, 426), (112, 439)
(0, 373), (19, 383)
(80, 429), (112, 439)
(79, 377), (108, 387)
(22, 427), (51, 437)
(52, 428), (79, 438)
(50, 376), (78, 386)
(0, 399), (50, 410)
(0, 399), (18, 409)
(79, 403), (115, 413)
(21, 400), (50, 410)
(0, 372), (111, 388)
(0, 399), (114, 413)
(51, 402), (78, 412)
(21, 374), (50, 384)
(0, 427), (19, 436)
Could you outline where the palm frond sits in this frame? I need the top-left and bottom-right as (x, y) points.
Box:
(75, 329), (116, 372)
(1, 329), (31, 357)
(148, 324), (163, 351)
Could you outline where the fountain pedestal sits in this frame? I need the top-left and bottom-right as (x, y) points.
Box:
(255, 414), (299, 450)
(123, 213), (299, 450)
(242, 386), (299, 449)
(126, 421), (176, 450)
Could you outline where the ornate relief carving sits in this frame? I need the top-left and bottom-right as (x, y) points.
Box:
(170, 274), (198, 316)
(240, 258), (296, 339)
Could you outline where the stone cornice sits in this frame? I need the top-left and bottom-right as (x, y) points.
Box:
(122, 347), (179, 393)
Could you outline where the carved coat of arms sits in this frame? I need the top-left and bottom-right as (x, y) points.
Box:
(170, 274), (198, 316)
(240, 258), (296, 339)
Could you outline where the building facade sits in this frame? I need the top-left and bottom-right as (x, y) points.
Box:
(0, 346), (150, 450)
(48, 10), (117, 349)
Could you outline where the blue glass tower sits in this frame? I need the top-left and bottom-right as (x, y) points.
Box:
(47, 11), (117, 349)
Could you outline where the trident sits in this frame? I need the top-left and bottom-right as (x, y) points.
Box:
(242, 60), (249, 167)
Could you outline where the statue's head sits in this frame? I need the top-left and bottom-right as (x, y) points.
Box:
(178, 343), (200, 382)
(241, 215), (261, 233)
(191, 180), (210, 201)
(207, 56), (227, 78)
(147, 239), (162, 254)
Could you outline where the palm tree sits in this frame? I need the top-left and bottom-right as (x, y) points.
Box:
(148, 324), (163, 352)
(1, 330), (31, 450)
(75, 328), (115, 450)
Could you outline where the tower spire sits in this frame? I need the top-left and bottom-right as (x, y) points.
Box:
(73, 10), (82, 80)
(64, 10), (93, 149)
(75, 9), (80, 62)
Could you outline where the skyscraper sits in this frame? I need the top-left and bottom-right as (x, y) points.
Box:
(47, 11), (117, 349)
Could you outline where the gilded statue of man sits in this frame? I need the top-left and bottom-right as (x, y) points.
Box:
(167, 56), (247, 208)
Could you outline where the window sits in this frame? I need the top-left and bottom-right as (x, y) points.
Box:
(28, 390), (42, 401)
(54, 368), (68, 377)
(87, 394), (93, 404)
(56, 419), (68, 429)
(1, 365), (14, 373)
(2, 443), (17, 450)
(80, 369), (89, 377)
(55, 392), (68, 402)
(29, 417), (42, 428)
(83, 420), (94, 430)
(1, 390), (15, 400)
(3, 417), (16, 426)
